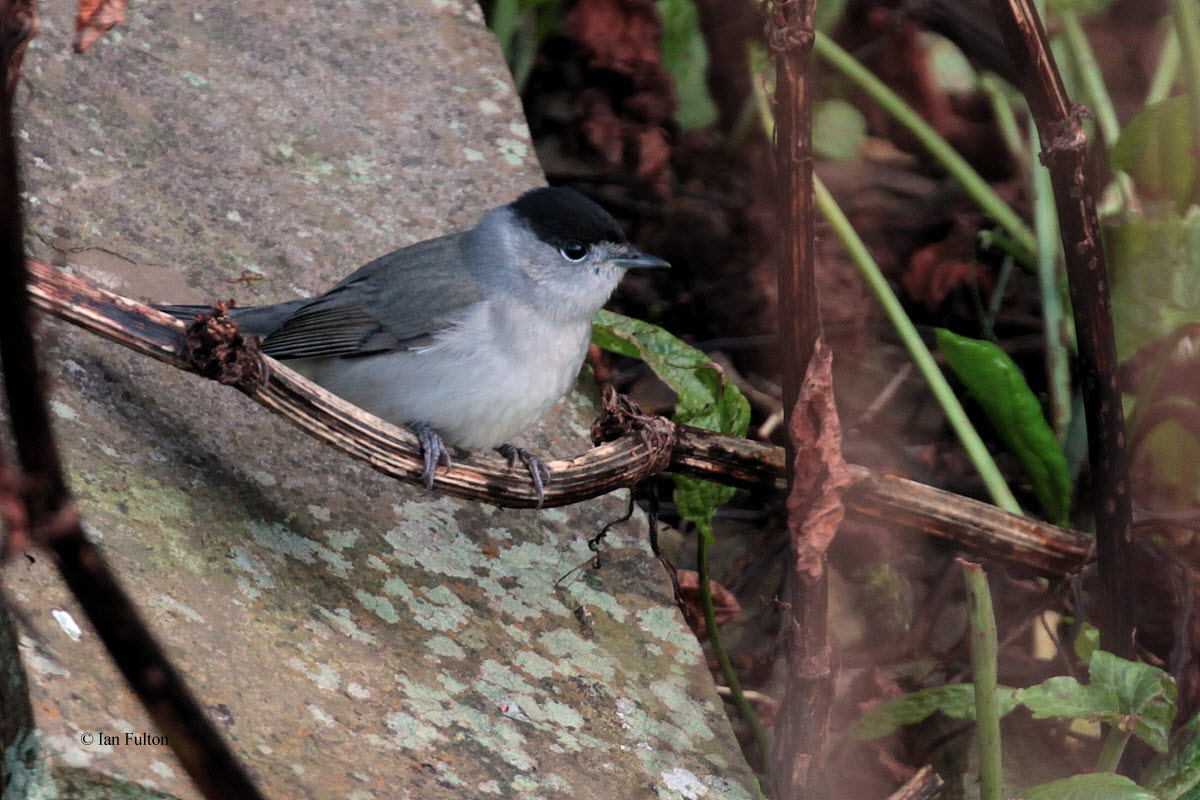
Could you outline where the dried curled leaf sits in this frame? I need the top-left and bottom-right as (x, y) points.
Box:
(74, 0), (127, 54)
(786, 340), (852, 579)
(676, 569), (740, 639)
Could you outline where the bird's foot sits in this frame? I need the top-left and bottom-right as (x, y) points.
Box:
(496, 444), (551, 509)
(413, 423), (454, 489)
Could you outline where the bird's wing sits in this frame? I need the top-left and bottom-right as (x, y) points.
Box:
(260, 232), (486, 360)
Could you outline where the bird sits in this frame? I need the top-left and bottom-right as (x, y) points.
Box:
(159, 186), (669, 505)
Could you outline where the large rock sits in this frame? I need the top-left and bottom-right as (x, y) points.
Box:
(2, 2), (758, 799)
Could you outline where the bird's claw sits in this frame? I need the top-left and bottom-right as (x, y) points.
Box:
(497, 444), (550, 508)
(414, 423), (453, 489)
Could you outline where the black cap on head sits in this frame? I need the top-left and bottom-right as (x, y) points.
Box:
(509, 186), (628, 249)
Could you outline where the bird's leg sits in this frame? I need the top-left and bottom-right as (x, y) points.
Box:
(496, 444), (551, 509)
(412, 423), (453, 489)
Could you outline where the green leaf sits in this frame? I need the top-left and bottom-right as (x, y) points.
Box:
(1144, 712), (1200, 800)
(1073, 622), (1100, 663)
(847, 684), (1020, 741)
(923, 33), (978, 94)
(1020, 773), (1160, 800)
(1107, 210), (1200, 361)
(1017, 652), (1175, 753)
(1017, 676), (1120, 720)
(935, 329), (1072, 523)
(1090, 651), (1177, 753)
(1047, 0), (1119, 13)
(1111, 96), (1199, 207)
(813, 99), (867, 161)
(656, 0), (717, 130)
(593, 310), (750, 538)
(673, 474), (734, 542)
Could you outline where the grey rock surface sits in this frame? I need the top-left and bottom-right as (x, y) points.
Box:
(1, 2), (758, 799)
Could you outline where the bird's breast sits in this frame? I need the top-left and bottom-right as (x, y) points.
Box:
(296, 299), (592, 449)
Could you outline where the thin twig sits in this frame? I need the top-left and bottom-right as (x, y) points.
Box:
(986, 0), (1136, 659)
(769, 0), (836, 794)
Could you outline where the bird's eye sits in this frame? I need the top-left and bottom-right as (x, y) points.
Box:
(559, 243), (589, 261)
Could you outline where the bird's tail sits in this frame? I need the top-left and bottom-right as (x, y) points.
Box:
(153, 300), (309, 339)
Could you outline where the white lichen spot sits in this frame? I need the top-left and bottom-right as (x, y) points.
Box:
(49, 400), (78, 421)
(537, 629), (616, 681)
(249, 469), (276, 487)
(497, 138), (529, 166)
(661, 767), (708, 798)
(317, 547), (352, 577)
(149, 594), (205, 623)
(248, 521), (317, 563)
(425, 635), (466, 659)
(322, 528), (358, 549)
(512, 649), (557, 679)
(317, 606), (377, 644)
(478, 780), (502, 794)
(226, 209), (243, 223)
(440, 674), (467, 695)
(536, 698), (584, 729)
(230, 547), (275, 595)
(307, 504), (331, 522)
(636, 605), (687, 645)
(384, 579), (470, 631)
(463, 148), (483, 162)
(384, 710), (447, 750)
(286, 657), (340, 691)
(346, 682), (370, 700)
(346, 154), (376, 182)
(479, 659), (534, 694)
(478, 98), (502, 115)
(366, 554), (390, 571)
(650, 679), (692, 713)
(181, 71), (208, 88)
(354, 590), (400, 624)
(307, 704), (336, 726)
(51, 609), (82, 641)
(149, 761), (176, 780)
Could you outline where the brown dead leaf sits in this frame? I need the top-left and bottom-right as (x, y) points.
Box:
(0, 460), (30, 560)
(3, 0), (40, 94)
(568, 0), (663, 76)
(901, 240), (979, 310)
(786, 339), (852, 579)
(676, 569), (740, 639)
(565, 0), (676, 196)
(74, 0), (126, 54)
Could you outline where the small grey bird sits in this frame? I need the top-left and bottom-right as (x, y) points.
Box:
(160, 186), (668, 503)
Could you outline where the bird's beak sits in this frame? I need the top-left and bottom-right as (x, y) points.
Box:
(611, 247), (670, 270)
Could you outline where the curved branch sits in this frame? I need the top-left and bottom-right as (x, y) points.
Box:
(28, 260), (1091, 576)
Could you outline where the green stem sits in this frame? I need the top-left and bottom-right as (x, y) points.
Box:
(813, 33), (1036, 264)
(697, 531), (770, 764)
(1058, 10), (1139, 213)
(814, 175), (1022, 514)
(1032, 123), (1072, 440)
(980, 74), (1027, 167)
(963, 561), (1003, 800)
(1095, 724), (1133, 773)
(1145, 22), (1181, 106)
(1059, 11), (1120, 147)
(1169, 0), (1200, 199)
